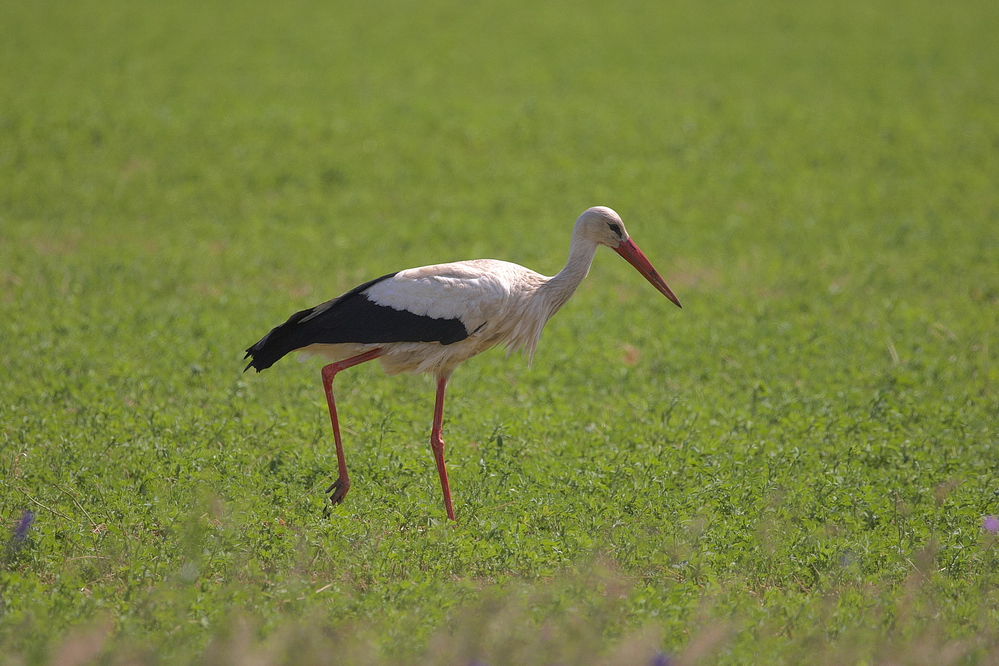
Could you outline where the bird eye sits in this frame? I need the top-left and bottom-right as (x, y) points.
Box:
(608, 223), (622, 237)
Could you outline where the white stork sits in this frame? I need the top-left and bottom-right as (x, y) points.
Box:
(245, 206), (681, 520)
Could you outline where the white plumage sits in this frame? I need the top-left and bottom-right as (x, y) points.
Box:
(300, 259), (534, 376)
(245, 206), (681, 520)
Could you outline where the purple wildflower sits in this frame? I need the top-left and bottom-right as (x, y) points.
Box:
(651, 651), (673, 666)
(6, 510), (34, 556)
(984, 515), (999, 534)
(12, 510), (34, 544)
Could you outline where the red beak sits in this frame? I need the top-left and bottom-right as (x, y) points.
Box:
(614, 238), (682, 309)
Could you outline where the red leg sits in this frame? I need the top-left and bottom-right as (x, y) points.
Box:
(430, 373), (456, 521)
(321, 348), (384, 506)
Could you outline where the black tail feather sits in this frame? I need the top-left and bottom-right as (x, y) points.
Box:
(243, 273), (399, 373)
(243, 270), (472, 373)
(244, 305), (317, 372)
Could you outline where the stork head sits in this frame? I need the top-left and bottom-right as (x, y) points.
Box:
(574, 206), (632, 248)
(575, 206), (682, 309)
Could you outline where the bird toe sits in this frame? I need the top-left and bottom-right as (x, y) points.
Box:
(326, 478), (349, 505)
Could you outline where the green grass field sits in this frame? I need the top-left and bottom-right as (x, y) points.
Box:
(2, 0), (998, 663)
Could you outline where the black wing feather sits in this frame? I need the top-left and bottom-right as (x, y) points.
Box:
(244, 272), (470, 372)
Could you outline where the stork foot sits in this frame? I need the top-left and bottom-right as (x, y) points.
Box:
(326, 477), (349, 505)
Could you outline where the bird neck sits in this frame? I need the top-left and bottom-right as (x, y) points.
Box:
(505, 236), (599, 364)
(539, 236), (599, 315)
